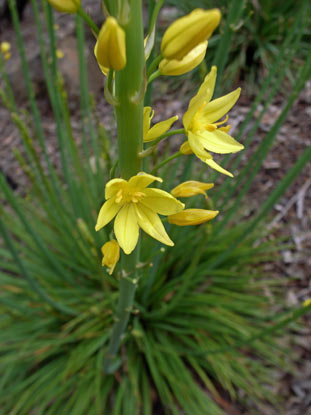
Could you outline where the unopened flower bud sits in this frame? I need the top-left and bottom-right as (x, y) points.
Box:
(168, 209), (218, 226)
(171, 181), (214, 198)
(161, 8), (221, 60)
(95, 17), (126, 71)
(180, 141), (193, 155)
(101, 240), (120, 275)
(56, 49), (64, 59)
(1, 41), (11, 61)
(47, 0), (80, 13)
(143, 107), (178, 142)
(159, 41), (207, 76)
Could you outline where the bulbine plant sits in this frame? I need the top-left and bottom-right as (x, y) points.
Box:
(0, 0), (310, 414)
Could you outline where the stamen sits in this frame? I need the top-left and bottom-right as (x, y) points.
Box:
(214, 114), (229, 126)
(115, 189), (123, 203)
(219, 124), (231, 133)
(131, 191), (145, 203)
(206, 124), (217, 132)
(206, 115), (229, 132)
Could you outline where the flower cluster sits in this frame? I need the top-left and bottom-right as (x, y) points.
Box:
(92, 7), (243, 272)
(46, 1), (244, 274)
(96, 173), (219, 266)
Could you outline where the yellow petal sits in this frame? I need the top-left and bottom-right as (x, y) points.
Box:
(128, 172), (162, 189)
(140, 188), (185, 215)
(143, 107), (154, 140)
(105, 178), (127, 199)
(114, 204), (139, 255)
(188, 131), (213, 160)
(94, 41), (109, 75)
(47, 0), (80, 13)
(202, 87), (241, 124)
(183, 66), (217, 130)
(195, 65), (217, 103)
(95, 198), (121, 231)
(188, 131), (234, 176)
(95, 17), (126, 71)
(159, 41), (207, 76)
(168, 209), (219, 226)
(204, 158), (233, 178)
(195, 129), (244, 154)
(144, 115), (179, 142)
(135, 204), (174, 247)
(101, 240), (120, 275)
(171, 181), (214, 198)
(161, 8), (221, 60)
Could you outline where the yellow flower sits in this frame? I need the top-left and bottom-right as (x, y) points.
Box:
(95, 173), (184, 254)
(161, 8), (221, 60)
(1, 41), (11, 61)
(159, 41), (207, 76)
(143, 107), (178, 142)
(183, 66), (244, 177)
(95, 17), (126, 71)
(47, 0), (80, 13)
(171, 181), (214, 198)
(56, 49), (64, 59)
(303, 299), (311, 308)
(101, 240), (120, 275)
(1, 41), (10, 54)
(168, 209), (218, 226)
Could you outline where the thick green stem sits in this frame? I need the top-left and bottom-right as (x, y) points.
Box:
(103, 0), (145, 373)
(115, 4), (145, 178)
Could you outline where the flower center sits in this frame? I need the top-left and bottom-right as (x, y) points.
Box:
(115, 188), (145, 204)
(190, 101), (230, 133)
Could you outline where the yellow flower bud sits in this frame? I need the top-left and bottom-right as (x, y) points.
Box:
(171, 181), (214, 198)
(56, 49), (64, 59)
(95, 17), (126, 71)
(1, 42), (11, 61)
(168, 209), (219, 226)
(159, 41), (207, 76)
(180, 141), (193, 155)
(161, 8), (221, 60)
(47, 0), (80, 13)
(143, 106), (178, 142)
(101, 240), (120, 275)
(1, 41), (11, 54)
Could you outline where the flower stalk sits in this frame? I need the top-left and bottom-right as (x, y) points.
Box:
(77, 7), (99, 35)
(103, 0), (145, 373)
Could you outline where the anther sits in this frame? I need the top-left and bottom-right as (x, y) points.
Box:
(115, 189), (123, 203)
